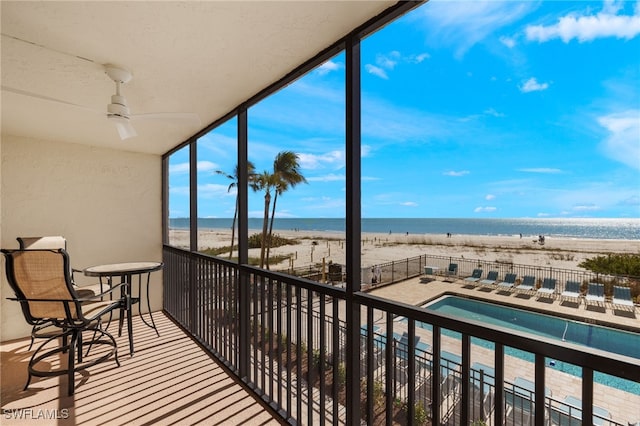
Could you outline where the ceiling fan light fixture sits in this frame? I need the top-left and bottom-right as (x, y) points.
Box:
(113, 120), (137, 140)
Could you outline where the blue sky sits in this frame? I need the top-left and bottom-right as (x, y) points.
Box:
(169, 0), (640, 220)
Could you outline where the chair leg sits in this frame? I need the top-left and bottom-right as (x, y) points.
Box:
(68, 331), (78, 396)
(23, 371), (33, 392)
(77, 332), (83, 363)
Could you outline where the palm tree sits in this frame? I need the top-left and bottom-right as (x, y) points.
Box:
(265, 151), (307, 268)
(253, 170), (276, 268)
(215, 161), (255, 259)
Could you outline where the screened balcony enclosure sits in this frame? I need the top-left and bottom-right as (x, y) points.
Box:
(2, 1), (639, 425)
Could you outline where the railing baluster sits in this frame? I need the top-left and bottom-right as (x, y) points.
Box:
(296, 285), (302, 421)
(432, 325), (441, 423)
(287, 282), (292, 419)
(534, 353), (545, 426)
(385, 314), (393, 426)
(332, 297), (339, 426)
(307, 289), (313, 426)
(366, 307), (374, 425)
(277, 279), (283, 409)
(319, 293), (326, 425)
(494, 343), (504, 425)
(407, 320), (416, 425)
(461, 333), (471, 424)
(268, 277), (274, 403)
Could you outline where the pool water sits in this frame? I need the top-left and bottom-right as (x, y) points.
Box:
(414, 295), (640, 395)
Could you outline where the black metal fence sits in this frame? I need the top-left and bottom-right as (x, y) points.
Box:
(289, 253), (639, 297)
(163, 245), (639, 425)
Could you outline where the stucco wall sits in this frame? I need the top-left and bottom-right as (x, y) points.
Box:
(1, 135), (163, 342)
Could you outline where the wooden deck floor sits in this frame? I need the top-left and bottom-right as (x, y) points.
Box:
(1, 312), (283, 426)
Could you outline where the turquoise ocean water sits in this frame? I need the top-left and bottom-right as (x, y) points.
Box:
(170, 217), (640, 240)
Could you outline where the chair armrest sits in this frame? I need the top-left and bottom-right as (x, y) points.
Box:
(77, 282), (127, 302)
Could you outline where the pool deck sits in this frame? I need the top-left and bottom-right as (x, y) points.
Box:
(368, 275), (640, 424)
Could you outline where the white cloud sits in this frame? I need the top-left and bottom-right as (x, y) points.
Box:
(443, 170), (470, 177)
(298, 150), (344, 170)
(410, 53), (431, 63)
(598, 110), (640, 170)
(519, 77), (549, 92)
(306, 173), (345, 182)
(169, 162), (190, 174)
(417, 1), (536, 57)
(484, 108), (505, 117)
(400, 201), (419, 207)
(485, 194), (495, 200)
(365, 51), (429, 80)
(499, 36), (516, 48)
(198, 183), (234, 198)
(316, 60), (342, 75)
(572, 204), (601, 212)
(526, 2), (640, 43)
(474, 206), (497, 213)
(169, 185), (189, 195)
(197, 161), (219, 173)
(169, 160), (219, 174)
(365, 64), (389, 79)
(376, 51), (400, 70)
(517, 168), (562, 174)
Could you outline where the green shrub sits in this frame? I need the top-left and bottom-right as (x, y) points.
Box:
(248, 233), (299, 249)
(578, 253), (640, 277)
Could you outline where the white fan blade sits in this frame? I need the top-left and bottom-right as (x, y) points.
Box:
(2, 85), (97, 112)
(114, 121), (137, 140)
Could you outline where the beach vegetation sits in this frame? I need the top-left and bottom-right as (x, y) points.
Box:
(198, 246), (290, 266)
(578, 253), (640, 277)
(414, 402), (428, 425)
(248, 233), (298, 249)
(550, 252), (575, 261)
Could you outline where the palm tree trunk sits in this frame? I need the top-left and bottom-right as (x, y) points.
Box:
(260, 191), (271, 268)
(266, 192), (279, 269)
(229, 198), (238, 259)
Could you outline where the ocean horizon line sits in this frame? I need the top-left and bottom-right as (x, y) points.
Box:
(169, 217), (640, 241)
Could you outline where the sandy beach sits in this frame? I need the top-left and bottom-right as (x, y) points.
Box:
(169, 228), (640, 272)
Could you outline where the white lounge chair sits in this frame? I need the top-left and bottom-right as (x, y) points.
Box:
(465, 269), (483, 283)
(612, 285), (634, 309)
(585, 282), (605, 307)
(550, 395), (611, 426)
(561, 280), (582, 304)
(497, 273), (517, 289)
(515, 275), (536, 294)
(479, 271), (498, 286)
(536, 278), (556, 299)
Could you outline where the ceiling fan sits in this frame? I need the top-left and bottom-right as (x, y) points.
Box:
(105, 66), (138, 139)
(3, 64), (200, 140)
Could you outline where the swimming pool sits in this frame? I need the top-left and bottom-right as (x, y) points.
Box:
(425, 295), (639, 359)
(418, 295), (640, 395)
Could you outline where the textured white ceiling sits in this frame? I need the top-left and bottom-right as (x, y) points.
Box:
(1, 1), (396, 155)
